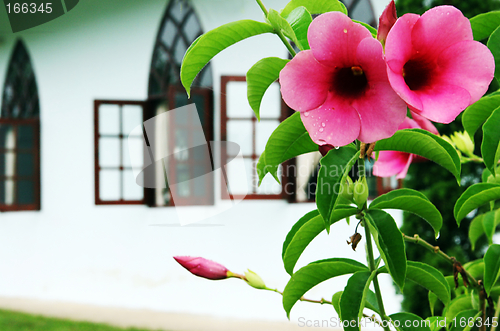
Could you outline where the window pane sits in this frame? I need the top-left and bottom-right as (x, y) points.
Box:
(124, 137), (143, 168)
(17, 153), (34, 177)
(184, 13), (201, 42)
(160, 20), (177, 48)
(255, 120), (279, 155)
(100, 170), (120, 201)
(17, 125), (34, 149)
(99, 137), (121, 167)
(17, 180), (34, 204)
(225, 157), (252, 195)
(259, 83), (281, 119)
(175, 164), (190, 197)
(227, 120), (252, 156)
(226, 82), (253, 118)
(123, 169), (143, 200)
(122, 105), (143, 136)
(0, 125), (14, 149)
(0, 152), (16, 177)
(192, 165), (207, 197)
(99, 104), (120, 135)
(0, 179), (15, 205)
(173, 39), (188, 65)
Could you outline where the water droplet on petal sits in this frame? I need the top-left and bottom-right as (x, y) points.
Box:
(335, 146), (340, 150)
(313, 123), (316, 127)
(344, 29), (348, 33)
(319, 128), (324, 133)
(446, 12), (450, 15)
(321, 123), (326, 127)
(304, 111), (310, 117)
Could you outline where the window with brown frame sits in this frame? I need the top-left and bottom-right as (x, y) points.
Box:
(94, 100), (147, 205)
(0, 40), (41, 211)
(220, 76), (293, 200)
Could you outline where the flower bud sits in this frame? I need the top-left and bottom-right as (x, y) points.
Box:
(347, 232), (362, 251)
(244, 269), (266, 289)
(450, 131), (474, 156)
(377, 0), (397, 47)
(353, 177), (369, 208)
(340, 176), (354, 202)
(174, 256), (229, 280)
(487, 174), (500, 184)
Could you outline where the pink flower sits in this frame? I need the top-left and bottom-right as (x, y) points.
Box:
(373, 112), (438, 179)
(279, 12), (407, 147)
(377, 0), (397, 47)
(174, 256), (229, 280)
(385, 6), (495, 124)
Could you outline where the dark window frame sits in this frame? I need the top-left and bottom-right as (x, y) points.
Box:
(94, 100), (148, 205)
(220, 75), (294, 201)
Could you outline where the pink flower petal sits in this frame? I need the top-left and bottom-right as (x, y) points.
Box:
(410, 111), (439, 135)
(385, 13), (420, 66)
(411, 6), (472, 61)
(437, 40), (495, 104)
(279, 50), (333, 112)
(414, 84), (471, 123)
(301, 94), (361, 147)
(377, 0), (397, 45)
(396, 154), (414, 179)
(308, 12), (372, 68)
(373, 150), (411, 177)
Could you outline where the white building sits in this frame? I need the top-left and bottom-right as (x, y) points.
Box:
(0, 0), (402, 329)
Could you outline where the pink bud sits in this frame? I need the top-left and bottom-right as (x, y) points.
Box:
(377, 0), (397, 46)
(174, 256), (229, 280)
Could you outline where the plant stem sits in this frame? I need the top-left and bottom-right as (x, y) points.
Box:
(403, 234), (479, 287)
(357, 157), (390, 331)
(266, 287), (332, 305)
(255, 0), (297, 57)
(491, 296), (500, 331)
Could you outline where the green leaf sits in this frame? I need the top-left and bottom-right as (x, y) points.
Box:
(364, 289), (381, 315)
(405, 261), (450, 305)
(281, 0), (347, 17)
(374, 129), (461, 183)
(366, 209), (407, 291)
(257, 112), (318, 183)
(469, 214), (485, 250)
(369, 188), (443, 238)
(484, 244), (500, 294)
(283, 7), (312, 50)
(332, 291), (343, 317)
(464, 259), (484, 281)
(470, 11), (500, 41)
(488, 25), (500, 82)
(340, 271), (374, 331)
(463, 95), (500, 141)
(449, 310), (480, 331)
(390, 312), (431, 331)
(428, 291), (438, 316)
(353, 20), (377, 37)
(316, 146), (358, 231)
(482, 210), (497, 244)
(426, 316), (446, 331)
(247, 57), (288, 120)
(282, 207), (358, 275)
(181, 20), (274, 96)
(454, 183), (500, 226)
(443, 295), (473, 325)
(282, 258), (368, 317)
(267, 9), (303, 50)
(481, 106), (500, 176)
(483, 168), (492, 183)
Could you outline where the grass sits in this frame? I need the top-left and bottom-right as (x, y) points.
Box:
(0, 309), (167, 331)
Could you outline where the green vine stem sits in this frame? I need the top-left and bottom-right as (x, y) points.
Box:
(358, 157), (391, 331)
(491, 296), (500, 331)
(403, 234), (479, 288)
(255, 0), (297, 57)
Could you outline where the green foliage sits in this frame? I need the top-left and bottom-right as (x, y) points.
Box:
(481, 106), (500, 175)
(282, 258), (367, 317)
(257, 112), (318, 183)
(369, 188), (443, 237)
(180, 20), (274, 96)
(389, 312), (431, 331)
(340, 271), (374, 331)
(470, 11), (500, 41)
(454, 183), (500, 225)
(462, 95), (500, 141)
(280, 0), (347, 17)
(374, 129), (461, 183)
(246, 57), (288, 120)
(281, 7), (312, 50)
(483, 244), (500, 294)
(405, 261), (451, 305)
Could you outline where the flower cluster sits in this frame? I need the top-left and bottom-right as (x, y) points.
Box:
(279, 2), (494, 149)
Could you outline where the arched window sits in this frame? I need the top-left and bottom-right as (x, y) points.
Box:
(148, 0), (214, 206)
(0, 40), (40, 211)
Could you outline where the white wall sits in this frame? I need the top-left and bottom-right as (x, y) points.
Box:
(0, 0), (404, 325)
